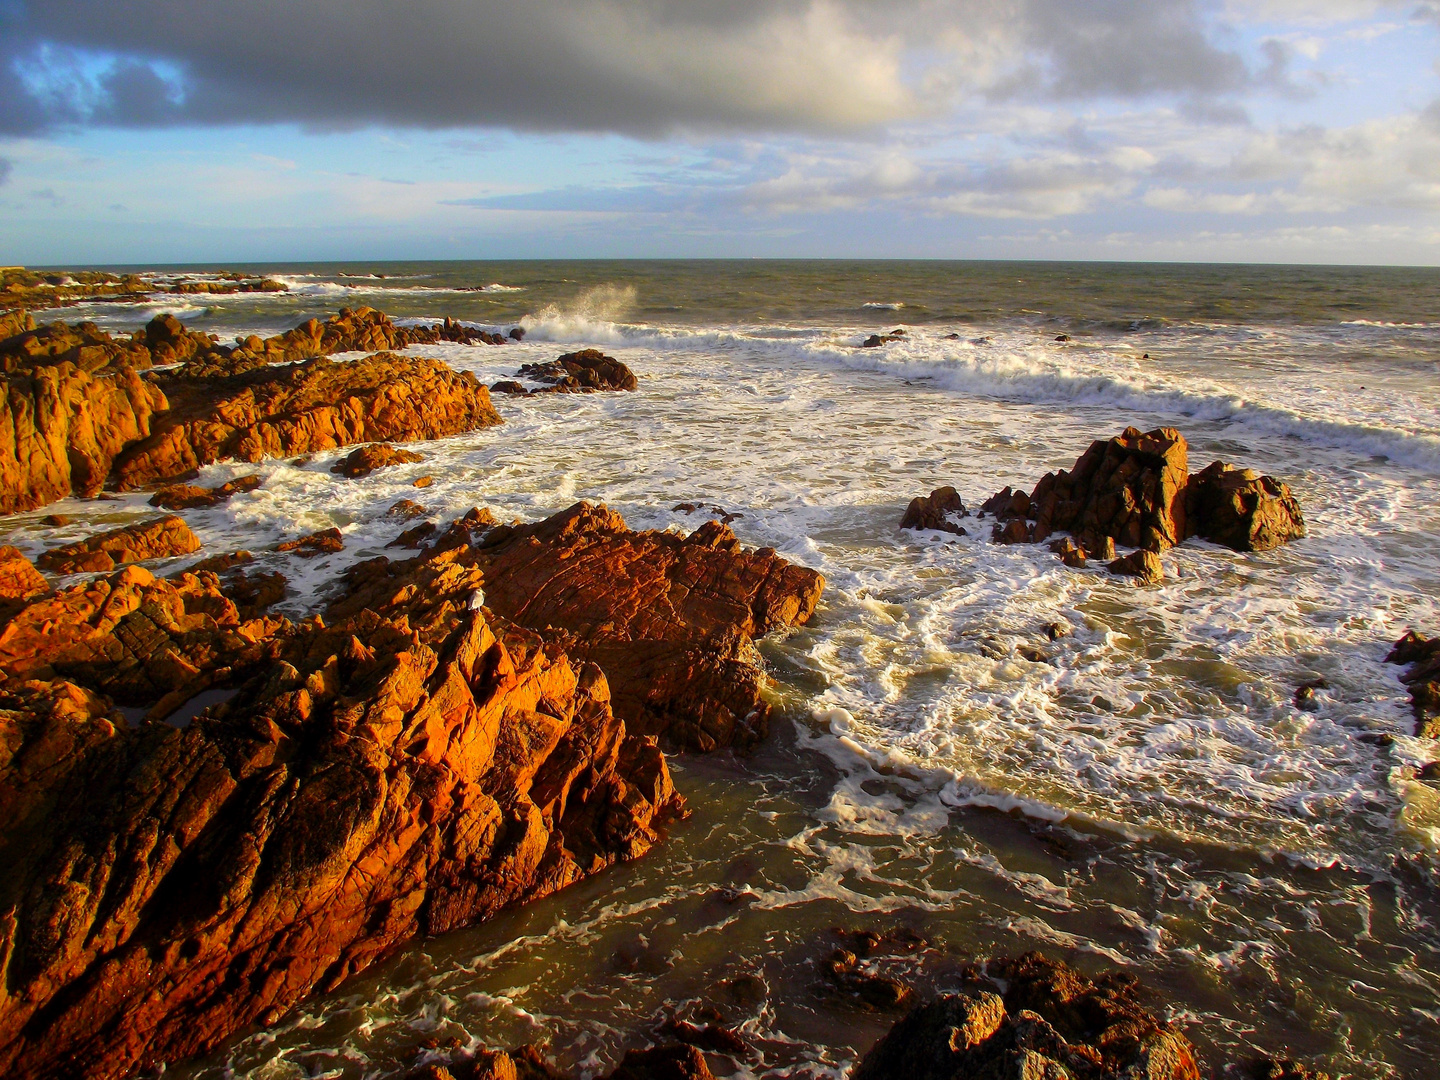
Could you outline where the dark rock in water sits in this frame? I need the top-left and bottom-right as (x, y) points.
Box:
(658, 1018), (747, 1056)
(387, 498), (428, 519)
(673, 501), (743, 526)
(517, 349), (637, 393)
(331, 442), (426, 478)
(509, 326), (526, 341)
(1294, 678), (1327, 712)
(607, 1045), (715, 1080)
(854, 952), (1201, 1080)
(1045, 621), (1070, 641)
(1055, 333), (1071, 341)
(1248, 1056), (1332, 1080)
(1385, 630), (1440, 738)
(150, 473), (263, 510)
(37, 515), (201, 574)
(491, 380), (529, 395)
(900, 486), (967, 535)
(862, 328), (908, 348)
(1185, 461), (1306, 552)
(388, 520), (438, 549)
(975, 427), (1304, 576)
(277, 526), (344, 557)
(1050, 536), (1088, 567)
(1108, 548), (1163, 584)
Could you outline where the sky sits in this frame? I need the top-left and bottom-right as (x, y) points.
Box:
(2, 0), (1439, 264)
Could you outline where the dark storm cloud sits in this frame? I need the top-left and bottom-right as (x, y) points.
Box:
(0, 0), (1308, 136)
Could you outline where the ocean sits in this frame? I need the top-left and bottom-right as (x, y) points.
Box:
(14, 260), (1440, 1078)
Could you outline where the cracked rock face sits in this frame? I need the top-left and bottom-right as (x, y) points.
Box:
(0, 559), (683, 1080)
(337, 501), (827, 752)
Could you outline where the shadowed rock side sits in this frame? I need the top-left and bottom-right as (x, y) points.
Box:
(900, 487), (967, 535)
(111, 353), (500, 489)
(335, 502), (826, 752)
(0, 560), (683, 1080)
(1387, 630), (1440, 738)
(853, 952), (1200, 1080)
(0, 362), (168, 514)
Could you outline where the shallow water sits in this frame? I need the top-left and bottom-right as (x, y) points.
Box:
(12, 261), (1440, 1078)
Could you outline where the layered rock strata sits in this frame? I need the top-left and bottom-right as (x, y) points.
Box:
(853, 952), (1201, 1080)
(335, 502), (825, 751)
(0, 557), (683, 1080)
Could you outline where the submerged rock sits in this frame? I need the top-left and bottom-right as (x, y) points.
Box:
(853, 952), (1201, 1080)
(1386, 630), (1440, 738)
(0, 560), (683, 1080)
(36, 515), (201, 574)
(331, 501), (825, 752)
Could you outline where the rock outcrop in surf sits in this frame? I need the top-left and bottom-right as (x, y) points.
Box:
(901, 427), (1306, 580)
(1386, 630), (1440, 738)
(853, 952), (1201, 1080)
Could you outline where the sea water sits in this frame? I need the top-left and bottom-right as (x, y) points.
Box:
(10, 260), (1440, 1078)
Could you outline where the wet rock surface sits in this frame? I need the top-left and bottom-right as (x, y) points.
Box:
(0, 550), (685, 1080)
(1386, 630), (1440, 738)
(36, 514), (202, 574)
(334, 502), (825, 752)
(515, 349), (638, 393)
(149, 473), (263, 510)
(1185, 460), (1307, 552)
(853, 952), (1201, 1080)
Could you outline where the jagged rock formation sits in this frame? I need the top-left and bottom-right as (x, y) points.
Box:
(336, 502), (825, 752)
(0, 313), (221, 375)
(0, 557), (683, 1080)
(278, 527), (346, 557)
(36, 515), (201, 575)
(513, 350), (638, 393)
(853, 952), (1201, 1080)
(900, 487), (967, 535)
(1386, 630), (1440, 739)
(899, 427), (1306, 575)
(0, 362), (169, 514)
(111, 353), (500, 489)
(1184, 461), (1307, 552)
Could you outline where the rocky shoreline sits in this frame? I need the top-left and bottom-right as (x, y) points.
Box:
(0, 302), (1413, 1078)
